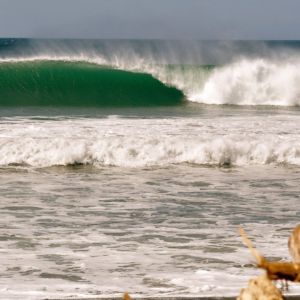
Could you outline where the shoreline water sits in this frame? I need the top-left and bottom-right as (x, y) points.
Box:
(42, 296), (300, 300)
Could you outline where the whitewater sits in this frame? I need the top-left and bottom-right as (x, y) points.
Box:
(1, 39), (300, 299)
(1, 114), (300, 167)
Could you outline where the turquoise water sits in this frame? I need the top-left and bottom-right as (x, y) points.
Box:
(0, 61), (185, 106)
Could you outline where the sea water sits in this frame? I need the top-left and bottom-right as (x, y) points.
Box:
(0, 40), (300, 299)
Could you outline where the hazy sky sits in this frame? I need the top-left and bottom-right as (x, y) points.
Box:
(1, 0), (299, 40)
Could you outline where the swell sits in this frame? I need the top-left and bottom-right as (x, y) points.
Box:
(0, 60), (185, 107)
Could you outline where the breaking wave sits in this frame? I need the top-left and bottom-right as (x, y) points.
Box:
(191, 59), (300, 106)
(1, 56), (300, 107)
(1, 135), (300, 167)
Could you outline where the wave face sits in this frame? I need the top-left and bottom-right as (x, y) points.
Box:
(2, 39), (300, 107)
(0, 61), (184, 107)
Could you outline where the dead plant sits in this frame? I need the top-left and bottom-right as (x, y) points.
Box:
(239, 227), (300, 282)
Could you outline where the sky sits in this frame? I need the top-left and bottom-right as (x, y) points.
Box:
(0, 0), (300, 40)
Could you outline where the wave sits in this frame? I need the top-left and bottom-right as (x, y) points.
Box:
(0, 60), (184, 107)
(2, 56), (300, 107)
(2, 135), (300, 168)
(2, 39), (300, 107)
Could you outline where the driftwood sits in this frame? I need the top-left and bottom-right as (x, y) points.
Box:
(288, 224), (300, 263)
(240, 228), (300, 282)
(123, 293), (133, 300)
(237, 274), (284, 300)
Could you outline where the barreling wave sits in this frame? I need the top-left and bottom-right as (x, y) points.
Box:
(2, 53), (300, 106)
(2, 57), (300, 107)
(0, 60), (184, 107)
(2, 135), (300, 168)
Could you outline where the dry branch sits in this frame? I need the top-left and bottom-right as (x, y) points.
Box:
(240, 227), (300, 282)
(237, 274), (284, 300)
(288, 224), (300, 263)
(123, 293), (133, 300)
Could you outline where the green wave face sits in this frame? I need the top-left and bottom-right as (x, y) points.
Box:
(0, 61), (185, 107)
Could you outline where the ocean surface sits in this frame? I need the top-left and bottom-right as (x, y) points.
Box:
(1, 39), (300, 299)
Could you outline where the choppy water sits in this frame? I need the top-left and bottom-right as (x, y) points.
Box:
(0, 106), (299, 299)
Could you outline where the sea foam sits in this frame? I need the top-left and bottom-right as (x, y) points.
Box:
(0, 116), (300, 168)
(190, 59), (300, 106)
(1, 136), (300, 167)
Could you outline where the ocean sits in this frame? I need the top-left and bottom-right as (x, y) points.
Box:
(1, 39), (300, 299)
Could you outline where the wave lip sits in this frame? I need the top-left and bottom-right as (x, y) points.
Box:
(1, 135), (300, 168)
